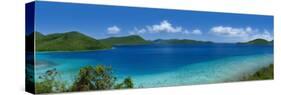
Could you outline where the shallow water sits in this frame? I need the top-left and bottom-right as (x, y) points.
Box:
(132, 54), (273, 87)
(35, 44), (273, 87)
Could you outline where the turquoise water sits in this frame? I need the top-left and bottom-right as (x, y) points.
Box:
(132, 54), (273, 87)
(35, 44), (273, 87)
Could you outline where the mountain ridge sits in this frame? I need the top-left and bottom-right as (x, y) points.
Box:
(100, 35), (152, 46)
(33, 31), (272, 52)
(35, 31), (111, 51)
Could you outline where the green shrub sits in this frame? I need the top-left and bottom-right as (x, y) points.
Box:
(114, 77), (134, 89)
(35, 65), (134, 93)
(35, 68), (67, 93)
(71, 65), (116, 91)
(242, 64), (274, 81)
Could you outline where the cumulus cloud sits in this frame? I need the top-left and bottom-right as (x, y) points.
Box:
(129, 20), (202, 35)
(146, 20), (184, 33)
(107, 25), (120, 34)
(210, 26), (273, 41)
(129, 27), (147, 35)
(210, 26), (252, 37)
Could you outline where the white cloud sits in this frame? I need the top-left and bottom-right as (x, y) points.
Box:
(210, 26), (251, 37)
(251, 30), (273, 41)
(210, 26), (273, 41)
(191, 29), (202, 35)
(107, 25), (120, 34)
(147, 20), (184, 33)
(129, 20), (202, 36)
(182, 29), (202, 35)
(129, 27), (147, 35)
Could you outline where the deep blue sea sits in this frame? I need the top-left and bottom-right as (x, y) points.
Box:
(35, 44), (273, 87)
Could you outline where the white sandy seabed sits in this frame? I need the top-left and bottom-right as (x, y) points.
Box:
(129, 54), (273, 88)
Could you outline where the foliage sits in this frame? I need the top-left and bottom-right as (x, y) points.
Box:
(71, 65), (116, 91)
(100, 35), (152, 45)
(35, 65), (134, 94)
(242, 64), (274, 80)
(114, 77), (134, 89)
(35, 31), (218, 52)
(35, 31), (152, 51)
(35, 68), (67, 93)
(35, 31), (111, 51)
(240, 38), (272, 45)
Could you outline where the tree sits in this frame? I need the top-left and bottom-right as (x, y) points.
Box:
(35, 65), (134, 93)
(71, 65), (116, 91)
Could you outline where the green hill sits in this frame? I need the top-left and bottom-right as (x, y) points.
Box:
(153, 39), (213, 44)
(36, 31), (111, 51)
(270, 40), (274, 44)
(100, 35), (151, 45)
(240, 39), (272, 45)
(35, 31), (45, 39)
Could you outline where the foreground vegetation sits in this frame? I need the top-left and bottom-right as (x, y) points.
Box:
(35, 65), (133, 94)
(241, 64), (274, 81)
(34, 62), (274, 94)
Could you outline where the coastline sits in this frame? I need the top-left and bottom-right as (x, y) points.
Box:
(36, 44), (151, 53)
(36, 43), (154, 53)
(36, 47), (114, 53)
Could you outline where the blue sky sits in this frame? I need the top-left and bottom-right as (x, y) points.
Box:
(35, 1), (273, 43)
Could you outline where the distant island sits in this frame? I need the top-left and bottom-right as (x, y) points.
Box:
(33, 31), (272, 51)
(238, 39), (273, 45)
(153, 39), (212, 44)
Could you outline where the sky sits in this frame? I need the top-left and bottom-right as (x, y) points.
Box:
(34, 1), (273, 43)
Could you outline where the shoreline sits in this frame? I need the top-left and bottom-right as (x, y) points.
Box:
(35, 43), (273, 53)
(36, 44), (151, 53)
(36, 47), (114, 53)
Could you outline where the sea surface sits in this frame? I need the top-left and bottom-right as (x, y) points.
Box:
(35, 44), (273, 87)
